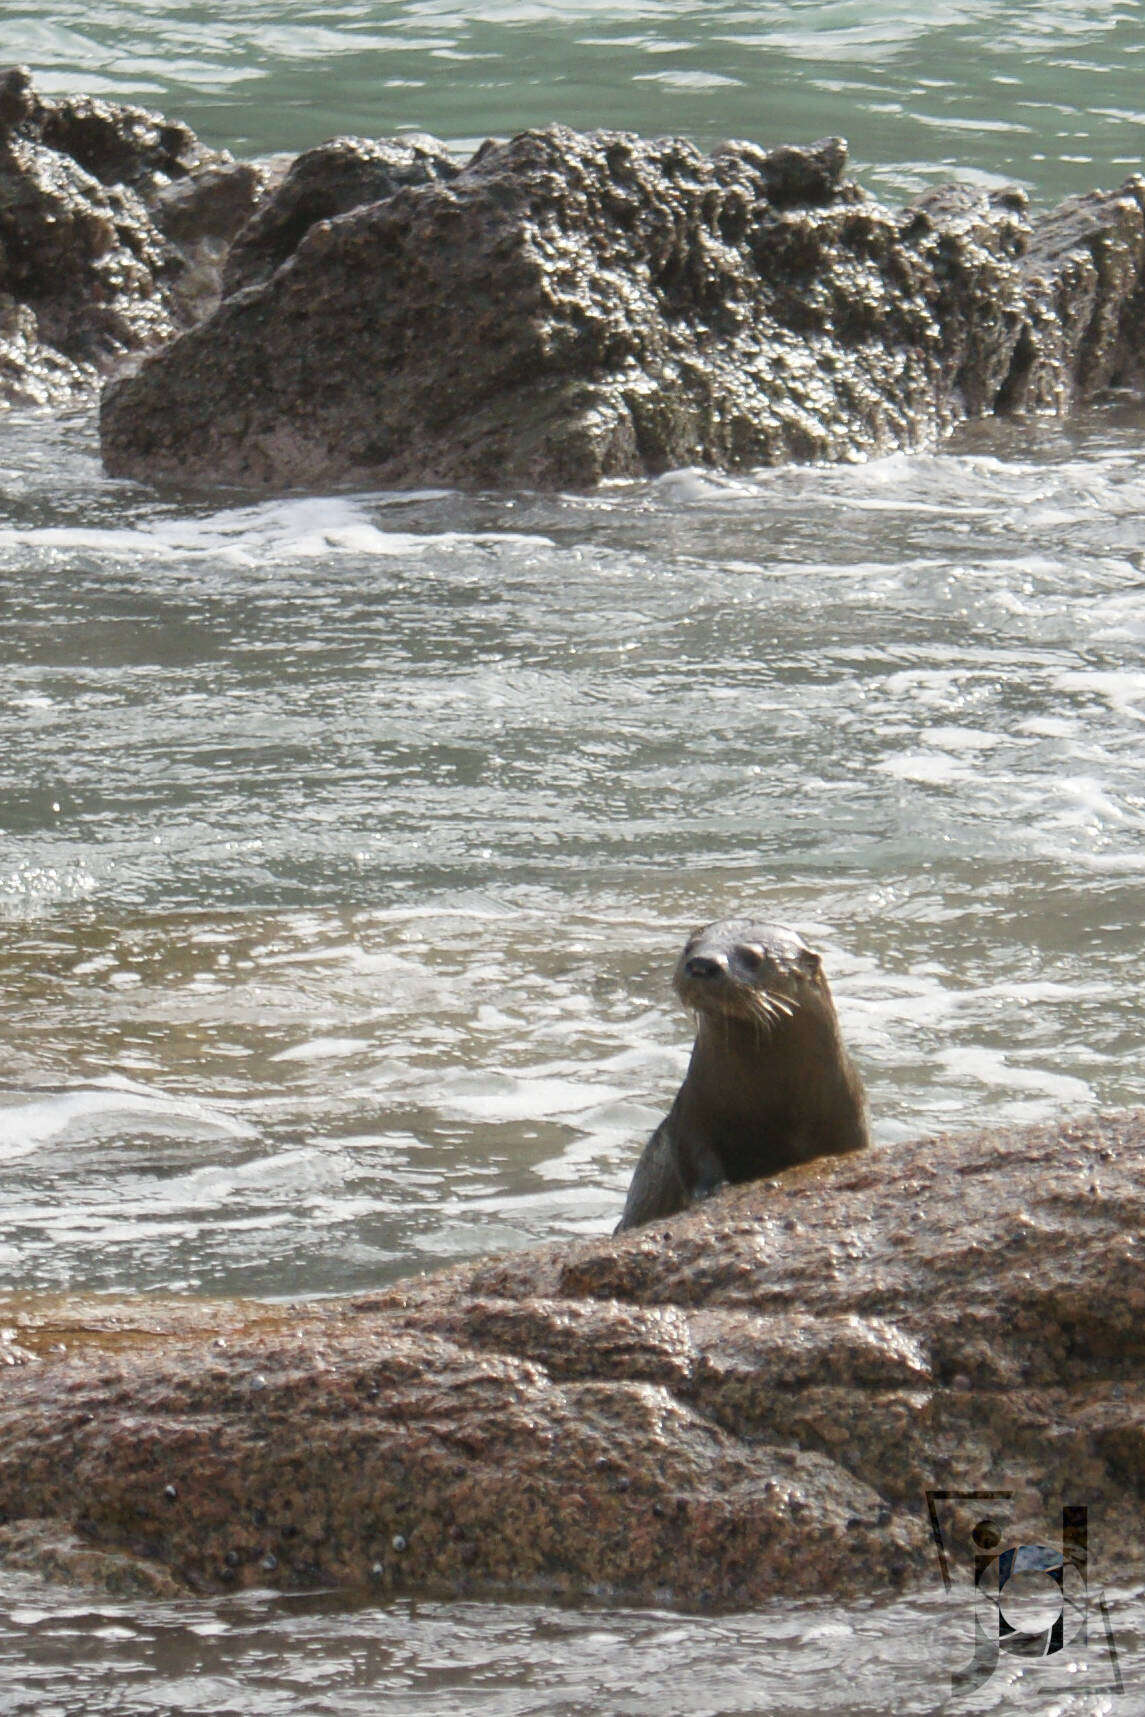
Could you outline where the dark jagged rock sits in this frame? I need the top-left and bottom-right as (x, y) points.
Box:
(0, 298), (91, 404)
(102, 125), (937, 489)
(2, 1111), (1145, 1606)
(0, 65), (43, 140)
(5, 73), (1144, 485)
(907, 178), (1145, 420)
(99, 121), (1145, 492)
(0, 68), (263, 405)
(0, 131), (175, 402)
(222, 134), (458, 297)
(151, 160), (272, 250)
(150, 160), (272, 327)
(38, 92), (209, 194)
(1002, 184), (1145, 410)
(738, 134), (850, 208)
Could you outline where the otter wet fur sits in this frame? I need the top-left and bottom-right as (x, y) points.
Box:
(616, 919), (869, 1231)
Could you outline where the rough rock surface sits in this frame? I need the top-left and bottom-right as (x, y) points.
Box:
(149, 158), (273, 326)
(2, 1110), (1144, 1607)
(99, 122), (1145, 491)
(0, 67), (265, 404)
(222, 134), (457, 297)
(0, 1520), (187, 1598)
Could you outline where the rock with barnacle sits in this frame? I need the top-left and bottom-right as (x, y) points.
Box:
(615, 918), (869, 1230)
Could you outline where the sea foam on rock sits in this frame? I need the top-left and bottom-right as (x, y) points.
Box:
(2, 1111), (1145, 1605)
(98, 119), (1145, 491)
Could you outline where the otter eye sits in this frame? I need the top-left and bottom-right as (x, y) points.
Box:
(738, 944), (765, 972)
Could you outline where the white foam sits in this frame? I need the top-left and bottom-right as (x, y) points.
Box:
(632, 69), (744, 89)
(0, 496), (554, 565)
(938, 1045), (1092, 1104)
(419, 1067), (631, 1123)
(876, 750), (973, 785)
(270, 1036), (374, 1063)
(0, 1077), (257, 1158)
(1055, 668), (1145, 722)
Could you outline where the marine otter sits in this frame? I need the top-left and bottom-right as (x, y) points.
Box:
(616, 918), (868, 1231)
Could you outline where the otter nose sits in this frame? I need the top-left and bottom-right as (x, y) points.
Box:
(684, 954), (724, 980)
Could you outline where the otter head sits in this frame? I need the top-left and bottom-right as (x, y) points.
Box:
(672, 918), (828, 1032)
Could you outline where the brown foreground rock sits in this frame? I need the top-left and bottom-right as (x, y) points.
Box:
(2, 1110), (1144, 1607)
(100, 120), (1145, 491)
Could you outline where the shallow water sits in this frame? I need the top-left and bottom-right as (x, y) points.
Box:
(3, 3), (1145, 1709)
(3, 405), (1145, 1298)
(0, 1575), (1141, 1716)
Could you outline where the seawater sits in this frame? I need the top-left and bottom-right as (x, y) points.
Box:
(0, 1578), (1140, 1715)
(2, 3), (1145, 1710)
(5, 0), (1145, 206)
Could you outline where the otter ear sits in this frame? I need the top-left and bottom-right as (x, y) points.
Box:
(802, 947), (823, 975)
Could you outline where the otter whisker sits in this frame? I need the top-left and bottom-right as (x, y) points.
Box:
(744, 1004), (773, 1045)
(749, 992), (795, 1032)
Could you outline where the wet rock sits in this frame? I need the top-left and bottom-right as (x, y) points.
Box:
(1, 1110), (1144, 1607)
(151, 160), (272, 250)
(151, 160), (273, 325)
(0, 66), (43, 140)
(0, 298), (91, 406)
(8, 72), (1143, 484)
(222, 134), (458, 296)
(37, 92), (210, 195)
(906, 177), (1145, 423)
(0, 137), (171, 401)
(101, 124), (937, 490)
(0, 68), (254, 405)
(98, 121), (1145, 493)
(0, 1520), (186, 1599)
(718, 134), (849, 209)
(903, 183), (1033, 419)
(1001, 181), (1145, 410)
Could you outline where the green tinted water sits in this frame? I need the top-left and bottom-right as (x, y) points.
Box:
(7, 0), (1145, 203)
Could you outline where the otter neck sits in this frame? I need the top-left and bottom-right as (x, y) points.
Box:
(675, 1004), (846, 1163)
